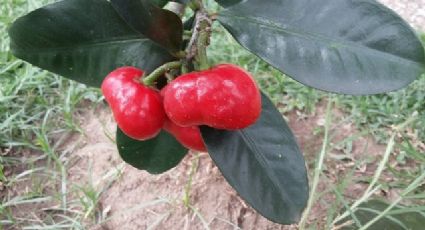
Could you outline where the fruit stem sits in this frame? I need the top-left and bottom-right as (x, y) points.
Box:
(142, 61), (182, 86)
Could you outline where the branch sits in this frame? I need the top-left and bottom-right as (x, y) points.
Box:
(185, 6), (212, 70)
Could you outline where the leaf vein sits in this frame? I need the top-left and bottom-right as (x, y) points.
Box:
(238, 129), (290, 204)
(12, 37), (151, 54)
(219, 13), (424, 67)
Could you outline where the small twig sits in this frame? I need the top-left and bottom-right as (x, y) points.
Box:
(185, 10), (212, 70)
(185, 13), (201, 60)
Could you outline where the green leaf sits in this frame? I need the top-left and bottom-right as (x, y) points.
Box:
(215, 0), (241, 7)
(152, 0), (169, 7)
(170, 0), (189, 4)
(8, 0), (175, 88)
(183, 15), (195, 31)
(338, 199), (425, 230)
(218, 0), (425, 95)
(116, 128), (188, 174)
(201, 92), (309, 224)
(111, 0), (183, 51)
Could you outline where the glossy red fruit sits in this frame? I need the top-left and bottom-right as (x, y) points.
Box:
(101, 66), (165, 140)
(163, 118), (206, 152)
(161, 64), (261, 130)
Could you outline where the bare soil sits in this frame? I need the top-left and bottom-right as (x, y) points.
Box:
(67, 101), (387, 230)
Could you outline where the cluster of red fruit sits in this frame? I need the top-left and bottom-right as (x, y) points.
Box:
(101, 64), (261, 152)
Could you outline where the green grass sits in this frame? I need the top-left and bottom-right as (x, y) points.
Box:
(1, 0), (105, 229)
(336, 74), (425, 143)
(1, 0), (424, 229)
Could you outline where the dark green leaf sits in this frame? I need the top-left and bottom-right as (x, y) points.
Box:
(8, 0), (175, 88)
(111, 0), (183, 51)
(152, 0), (168, 7)
(183, 15), (195, 31)
(170, 0), (189, 4)
(338, 199), (425, 230)
(201, 92), (309, 224)
(116, 128), (188, 174)
(218, 0), (425, 95)
(215, 0), (241, 8)
(149, 0), (188, 6)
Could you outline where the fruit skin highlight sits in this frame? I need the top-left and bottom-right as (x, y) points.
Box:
(163, 118), (207, 152)
(161, 64), (261, 130)
(101, 66), (165, 140)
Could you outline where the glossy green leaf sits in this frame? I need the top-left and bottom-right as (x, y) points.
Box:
(218, 0), (425, 95)
(111, 0), (183, 51)
(201, 93), (309, 224)
(338, 199), (425, 230)
(8, 0), (175, 88)
(116, 128), (188, 174)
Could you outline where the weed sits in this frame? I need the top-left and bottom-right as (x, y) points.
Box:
(1, 0), (102, 228)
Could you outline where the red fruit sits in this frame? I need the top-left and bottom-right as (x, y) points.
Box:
(101, 66), (165, 140)
(163, 118), (206, 152)
(161, 64), (261, 130)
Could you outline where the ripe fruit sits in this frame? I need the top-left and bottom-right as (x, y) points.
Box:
(101, 66), (165, 140)
(161, 64), (261, 130)
(163, 118), (206, 152)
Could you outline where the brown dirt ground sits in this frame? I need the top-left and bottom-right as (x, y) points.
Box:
(66, 100), (388, 230)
